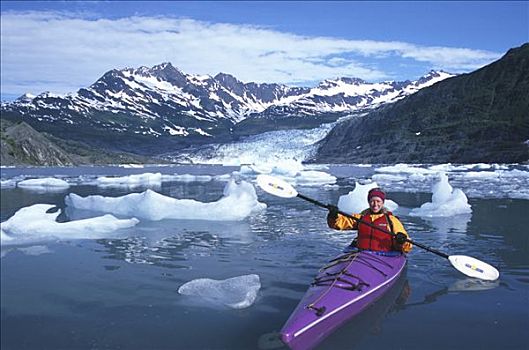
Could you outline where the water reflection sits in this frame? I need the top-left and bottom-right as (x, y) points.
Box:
(402, 278), (500, 310)
(421, 213), (472, 238)
(96, 230), (222, 268)
(92, 217), (257, 267)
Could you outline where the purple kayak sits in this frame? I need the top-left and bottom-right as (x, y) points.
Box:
(280, 250), (407, 350)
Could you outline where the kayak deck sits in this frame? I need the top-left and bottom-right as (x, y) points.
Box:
(280, 250), (406, 350)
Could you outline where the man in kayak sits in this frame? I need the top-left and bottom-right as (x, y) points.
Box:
(327, 188), (412, 253)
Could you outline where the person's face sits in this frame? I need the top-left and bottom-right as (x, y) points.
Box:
(369, 197), (384, 213)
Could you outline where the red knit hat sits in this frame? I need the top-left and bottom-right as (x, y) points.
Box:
(368, 188), (386, 201)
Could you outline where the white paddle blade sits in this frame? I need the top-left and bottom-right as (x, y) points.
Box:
(256, 175), (298, 198)
(448, 255), (500, 281)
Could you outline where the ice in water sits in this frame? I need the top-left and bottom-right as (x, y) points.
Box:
(410, 173), (472, 217)
(0, 204), (139, 244)
(178, 274), (261, 309)
(96, 172), (162, 187)
(17, 178), (70, 190)
(65, 179), (266, 221)
(337, 182), (399, 214)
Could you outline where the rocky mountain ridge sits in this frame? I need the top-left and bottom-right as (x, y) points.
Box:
(1, 64), (453, 154)
(314, 43), (529, 164)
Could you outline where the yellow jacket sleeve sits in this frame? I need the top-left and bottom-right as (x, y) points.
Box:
(327, 212), (361, 230)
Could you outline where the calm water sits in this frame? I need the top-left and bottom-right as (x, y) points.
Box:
(1, 165), (528, 350)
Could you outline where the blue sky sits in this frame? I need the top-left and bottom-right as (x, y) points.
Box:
(1, 1), (527, 101)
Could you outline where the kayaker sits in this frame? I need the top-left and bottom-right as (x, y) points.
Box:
(327, 188), (412, 253)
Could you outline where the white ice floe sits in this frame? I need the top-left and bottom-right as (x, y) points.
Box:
(239, 160), (336, 186)
(497, 169), (529, 178)
(410, 173), (472, 217)
(18, 245), (53, 256)
(428, 163), (508, 172)
(372, 173), (408, 183)
(375, 163), (436, 175)
(370, 163), (529, 200)
(295, 170), (337, 186)
(461, 171), (500, 179)
(337, 182), (398, 214)
(0, 204), (139, 245)
(65, 179), (266, 221)
(270, 159), (305, 177)
(178, 274), (261, 309)
(162, 174), (213, 182)
(96, 172), (162, 187)
(17, 178), (70, 189)
(1, 179), (17, 188)
(118, 164), (145, 168)
(1, 227), (13, 243)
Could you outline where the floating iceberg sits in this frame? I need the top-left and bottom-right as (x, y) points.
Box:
(375, 164), (436, 175)
(1, 227), (13, 243)
(295, 170), (337, 186)
(337, 182), (398, 214)
(162, 174), (213, 182)
(17, 178), (70, 189)
(0, 204), (139, 245)
(410, 173), (472, 217)
(65, 179), (266, 221)
(96, 172), (162, 187)
(178, 274), (261, 309)
(1, 179), (17, 189)
(241, 160), (336, 186)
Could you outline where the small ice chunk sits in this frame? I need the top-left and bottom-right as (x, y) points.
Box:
(337, 182), (398, 214)
(375, 164), (435, 175)
(119, 164), (144, 168)
(463, 171), (500, 178)
(96, 173), (162, 187)
(18, 178), (70, 189)
(296, 170), (336, 186)
(162, 174), (212, 182)
(18, 245), (53, 256)
(410, 173), (472, 217)
(1, 179), (17, 188)
(248, 164), (273, 174)
(178, 274), (261, 309)
(271, 159), (304, 177)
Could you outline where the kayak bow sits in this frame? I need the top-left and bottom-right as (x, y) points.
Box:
(280, 250), (406, 350)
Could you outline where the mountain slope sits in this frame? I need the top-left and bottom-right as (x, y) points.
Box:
(313, 43), (529, 164)
(0, 119), (163, 166)
(1, 120), (75, 166)
(1, 64), (453, 155)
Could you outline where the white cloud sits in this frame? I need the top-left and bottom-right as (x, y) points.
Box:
(0, 11), (502, 97)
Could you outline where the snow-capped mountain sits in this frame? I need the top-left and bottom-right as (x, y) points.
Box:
(1, 63), (454, 153)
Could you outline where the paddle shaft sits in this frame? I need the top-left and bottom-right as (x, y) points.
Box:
(296, 193), (450, 259)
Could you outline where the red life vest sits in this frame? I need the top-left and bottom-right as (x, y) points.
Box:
(356, 212), (395, 252)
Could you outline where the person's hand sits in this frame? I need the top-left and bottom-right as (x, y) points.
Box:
(395, 232), (407, 244)
(327, 204), (339, 220)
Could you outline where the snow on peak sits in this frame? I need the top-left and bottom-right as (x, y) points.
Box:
(415, 70), (455, 87)
(2, 63), (456, 138)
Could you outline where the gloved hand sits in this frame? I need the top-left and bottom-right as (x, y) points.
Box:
(395, 232), (407, 244)
(327, 204), (339, 220)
